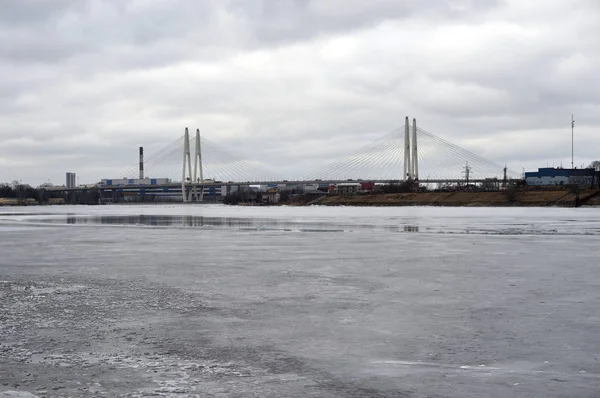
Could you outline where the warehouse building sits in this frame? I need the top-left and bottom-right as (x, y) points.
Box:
(525, 167), (598, 188)
(100, 178), (171, 186)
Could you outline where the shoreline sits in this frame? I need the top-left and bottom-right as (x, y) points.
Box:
(3, 189), (599, 208)
(285, 189), (600, 207)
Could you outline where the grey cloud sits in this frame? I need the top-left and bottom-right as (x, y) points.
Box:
(230, 0), (503, 45)
(1, 0), (600, 185)
(0, 0), (217, 65)
(0, 0), (503, 66)
(0, 0), (78, 26)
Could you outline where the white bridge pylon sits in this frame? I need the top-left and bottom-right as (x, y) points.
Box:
(404, 117), (419, 181)
(181, 127), (204, 202)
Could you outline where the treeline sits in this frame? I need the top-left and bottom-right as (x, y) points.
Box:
(0, 181), (100, 205)
(377, 180), (420, 193)
(0, 181), (47, 201)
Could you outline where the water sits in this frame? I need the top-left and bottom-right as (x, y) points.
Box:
(1, 205), (599, 397)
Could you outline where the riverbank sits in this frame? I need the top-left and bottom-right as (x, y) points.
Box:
(0, 198), (39, 206)
(288, 189), (600, 207)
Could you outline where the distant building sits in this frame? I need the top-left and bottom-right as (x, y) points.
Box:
(360, 181), (375, 192)
(525, 167), (597, 187)
(301, 183), (320, 193)
(100, 177), (171, 186)
(336, 182), (362, 196)
(98, 178), (228, 202)
(262, 189), (281, 204)
(66, 172), (76, 189)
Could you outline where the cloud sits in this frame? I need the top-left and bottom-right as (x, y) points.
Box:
(0, 0), (599, 185)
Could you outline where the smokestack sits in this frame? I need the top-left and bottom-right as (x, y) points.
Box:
(139, 146), (144, 179)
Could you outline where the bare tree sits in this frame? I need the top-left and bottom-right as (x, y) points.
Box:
(568, 175), (593, 189)
(504, 186), (519, 202)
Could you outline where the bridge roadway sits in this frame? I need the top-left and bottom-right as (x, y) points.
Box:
(51, 179), (511, 193)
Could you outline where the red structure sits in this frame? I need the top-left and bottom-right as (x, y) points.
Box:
(360, 182), (375, 192)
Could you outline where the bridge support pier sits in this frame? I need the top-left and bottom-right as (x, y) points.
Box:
(412, 118), (418, 180)
(181, 128), (193, 202)
(192, 129), (204, 202)
(182, 127), (205, 203)
(404, 116), (411, 181)
(403, 117), (419, 181)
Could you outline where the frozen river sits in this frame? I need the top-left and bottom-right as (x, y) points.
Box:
(1, 205), (599, 397)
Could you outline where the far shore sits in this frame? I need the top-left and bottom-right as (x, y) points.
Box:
(2, 189), (599, 208)
(284, 189), (600, 208)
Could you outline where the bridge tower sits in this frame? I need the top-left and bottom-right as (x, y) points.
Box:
(192, 129), (204, 202)
(404, 116), (411, 181)
(412, 118), (419, 180)
(403, 116), (419, 180)
(181, 127), (193, 202)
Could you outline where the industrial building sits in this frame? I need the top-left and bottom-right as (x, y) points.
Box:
(100, 178), (171, 186)
(98, 180), (228, 203)
(525, 167), (598, 188)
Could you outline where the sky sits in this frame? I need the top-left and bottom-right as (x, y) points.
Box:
(1, 0), (599, 186)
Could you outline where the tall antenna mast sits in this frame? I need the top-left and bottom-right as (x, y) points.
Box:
(571, 115), (575, 169)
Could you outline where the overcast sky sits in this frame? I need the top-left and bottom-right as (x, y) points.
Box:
(1, 0), (599, 185)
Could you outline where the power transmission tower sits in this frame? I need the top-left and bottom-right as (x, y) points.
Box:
(462, 161), (472, 190)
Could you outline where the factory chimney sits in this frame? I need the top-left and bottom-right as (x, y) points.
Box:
(139, 146), (144, 179)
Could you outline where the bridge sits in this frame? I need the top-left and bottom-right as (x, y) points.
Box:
(55, 118), (520, 202)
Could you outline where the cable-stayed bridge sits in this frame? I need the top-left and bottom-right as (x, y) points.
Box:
(119, 133), (281, 183)
(49, 118), (521, 203)
(117, 120), (518, 186)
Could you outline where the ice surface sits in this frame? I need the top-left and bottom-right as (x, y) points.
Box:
(1, 205), (599, 397)
(2, 204), (600, 235)
(0, 392), (40, 398)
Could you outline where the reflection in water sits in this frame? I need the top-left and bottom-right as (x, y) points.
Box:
(9, 211), (600, 235)
(36, 214), (421, 234)
(6, 208), (600, 236)
(50, 215), (345, 231)
(64, 215), (268, 228)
